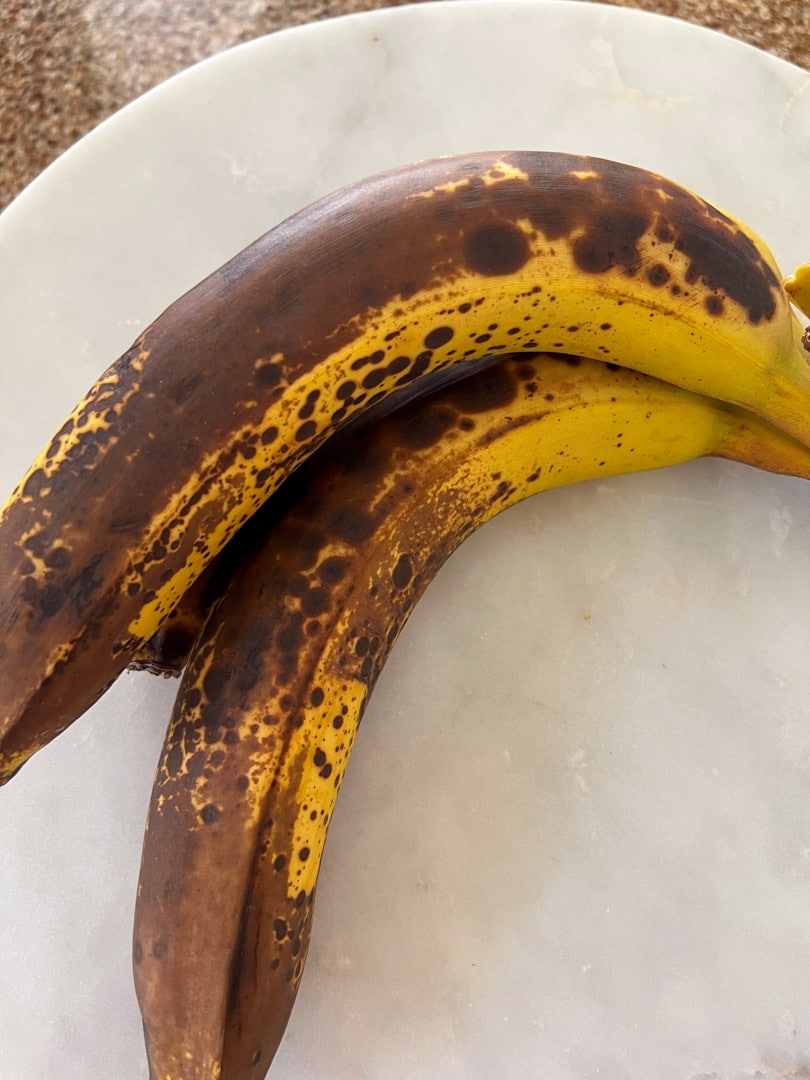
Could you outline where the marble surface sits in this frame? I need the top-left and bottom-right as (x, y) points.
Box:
(1, 0), (809, 213)
(3, 1), (810, 1078)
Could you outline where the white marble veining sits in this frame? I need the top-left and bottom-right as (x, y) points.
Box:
(2, 1), (810, 1077)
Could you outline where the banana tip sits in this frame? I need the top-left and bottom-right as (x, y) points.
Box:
(784, 262), (810, 320)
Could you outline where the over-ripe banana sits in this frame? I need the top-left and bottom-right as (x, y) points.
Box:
(128, 356), (507, 677)
(132, 352), (810, 1080)
(2, 150), (810, 784)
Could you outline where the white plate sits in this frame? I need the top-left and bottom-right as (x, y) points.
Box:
(3, 2), (810, 1077)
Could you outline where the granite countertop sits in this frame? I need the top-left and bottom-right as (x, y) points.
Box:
(1, 0), (809, 214)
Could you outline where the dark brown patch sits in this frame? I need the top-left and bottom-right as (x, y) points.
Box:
(276, 613), (306, 653)
(200, 803), (221, 824)
(399, 403), (457, 450)
(295, 420), (318, 443)
(328, 507), (376, 544)
(675, 219), (777, 322)
(572, 211), (646, 276)
(297, 389), (321, 420)
(166, 741), (184, 777)
(302, 587), (329, 617)
(318, 556), (348, 585)
(203, 665), (228, 701)
(392, 553), (413, 590)
(186, 751), (206, 778)
(254, 360), (284, 389)
(446, 362), (518, 413)
(350, 350), (386, 372)
(464, 222), (530, 276)
(361, 367), (387, 390)
(424, 326), (455, 350)
(647, 263), (671, 287)
(572, 235), (613, 275)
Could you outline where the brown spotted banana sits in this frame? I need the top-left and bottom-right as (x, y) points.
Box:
(2, 150), (810, 784)
(133, 351), (810, 1080)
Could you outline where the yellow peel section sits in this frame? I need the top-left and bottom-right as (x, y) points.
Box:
(281, 669), (366, 901)
(265, 386), (766, 913)
(784, 263), (810, 319)
(126, 219), (800, 644)
(409, 158), (530, 199)
(7, 355), (148, 509)
(429, 393), (734, 541)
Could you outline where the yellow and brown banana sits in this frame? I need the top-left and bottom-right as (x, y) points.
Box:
(132, 351), (810, 1080)
(2, 151), (810, 784)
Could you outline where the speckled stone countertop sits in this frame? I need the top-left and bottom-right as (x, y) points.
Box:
(1, 0), (809, 213)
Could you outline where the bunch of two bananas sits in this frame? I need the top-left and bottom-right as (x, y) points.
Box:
(2, 151), (810, 1078)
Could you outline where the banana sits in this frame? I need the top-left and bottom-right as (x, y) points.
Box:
(2, 150), (810, 784)
(132, 351), (810, 1080)
(128, 355), (508, 677)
